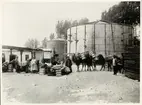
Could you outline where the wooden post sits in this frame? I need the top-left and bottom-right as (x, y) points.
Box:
(93, 24), (96, 55)
(84, 25), (87, 52)
(69, 28), (71, 54)
(64, 30), (68, 54)
(121, 26), (124, 46)
(34, 51), (36, 59)
(31, 51), (33, 59)
(10, 49), (12, 55)
(75, 25), (78, 53)
(20, 50), (23, 66)
(104, 24), (107, 57)
(111, 23), (115, 53)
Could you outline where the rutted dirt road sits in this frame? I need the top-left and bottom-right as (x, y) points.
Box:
(2, 65), (140, 103)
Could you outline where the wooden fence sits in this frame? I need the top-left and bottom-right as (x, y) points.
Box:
(122, 47), (140, 81)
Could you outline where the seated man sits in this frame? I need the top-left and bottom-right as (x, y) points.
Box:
(51, 54), (60, 66)
(49, 54), (61, 75)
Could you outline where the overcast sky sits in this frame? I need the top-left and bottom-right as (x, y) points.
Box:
(2, 2), (119, 47)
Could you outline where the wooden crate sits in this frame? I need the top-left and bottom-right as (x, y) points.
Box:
(56, 69), (61, 77)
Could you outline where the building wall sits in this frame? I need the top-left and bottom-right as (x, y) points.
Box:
(67, 21), (134, 57)
(2, 49), (32, 64)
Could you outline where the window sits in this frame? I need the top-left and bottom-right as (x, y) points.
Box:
(2, 53), (5, 63)
(25, 55), (29, 61)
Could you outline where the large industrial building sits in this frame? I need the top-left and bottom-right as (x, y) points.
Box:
(67, 20), (134, 57)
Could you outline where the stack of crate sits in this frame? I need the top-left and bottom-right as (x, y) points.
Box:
(39, 68), (45, 75)
(56, 69), (62, 77)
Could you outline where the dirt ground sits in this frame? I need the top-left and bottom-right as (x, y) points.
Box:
(2, 65), (140, 103)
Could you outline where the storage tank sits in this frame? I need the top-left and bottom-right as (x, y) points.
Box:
(46, 39), (66, 61)
(67, 20), (134, 57)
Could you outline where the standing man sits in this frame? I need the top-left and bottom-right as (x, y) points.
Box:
(112, 55), (118, 75)
(65, 56), (72, 73)
(14, 56), (21, 73)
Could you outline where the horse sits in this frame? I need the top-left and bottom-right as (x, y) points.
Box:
(72, 53), (82, 72)
(85, 51), (93, 71)
(105, 56), (113, 71)
(80, 52), (87, 71)
(95, 54), (105, 71)
(90, 52), (96, 71)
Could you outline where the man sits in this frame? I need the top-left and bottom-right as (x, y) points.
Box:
(14, 56), (21, 73)
(30, 57), (38, 73)
(51, 54), (60, 66)
(106, 55), (113, 71)
(116, 57), (123, 73)
(112, 55), (118, 75)
(65, 56), (72, 73)
(25, 58), (32, 73)
(50, 54), (61, 75)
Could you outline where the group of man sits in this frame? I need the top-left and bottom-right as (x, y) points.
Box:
(2, 52), (123, 76)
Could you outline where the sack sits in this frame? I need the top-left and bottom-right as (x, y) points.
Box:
(51, 65), (63, 70)
(64, 67), (71, 73)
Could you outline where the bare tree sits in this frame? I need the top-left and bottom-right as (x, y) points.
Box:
(50, 33), (55, 40)
(72, 20), (79, 26)
(56, 20), (71, 39)
(25, 38), (40, 48)
(78, 18), (89, 25)
(42, 37), (48, 48)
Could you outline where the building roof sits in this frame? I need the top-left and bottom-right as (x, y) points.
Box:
(2, 45), (42, 51)
(69, 20), (132, 29)
(47, 38), (66, 42)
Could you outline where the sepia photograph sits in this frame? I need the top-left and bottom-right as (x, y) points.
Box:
(1, 0), (140, 104)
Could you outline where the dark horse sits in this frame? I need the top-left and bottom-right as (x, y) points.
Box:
(72, 53), (82, 72)
(80, 51), (93, 71)
(80, 52), (87, 71)
(85, 51), (93, 71)
(95, 54), (105, 71)
(105, 56), (113, 71)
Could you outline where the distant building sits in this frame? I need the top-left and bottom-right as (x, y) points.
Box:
(2, 45), (42, 65)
